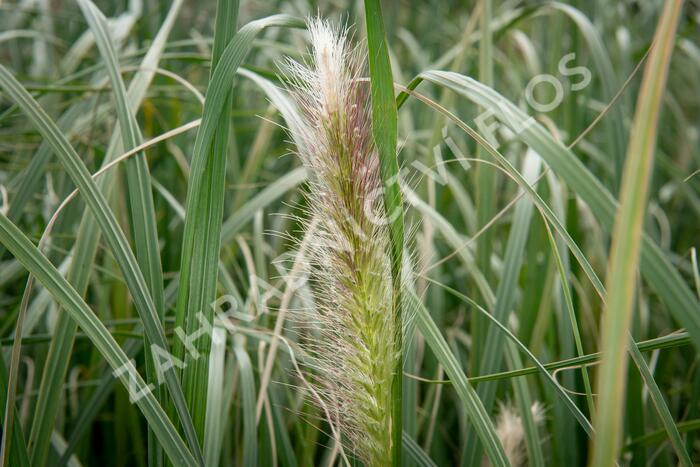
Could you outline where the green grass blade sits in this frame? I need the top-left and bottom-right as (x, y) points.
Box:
(467, 332), (690, 384)
(237, 68), (305, 141)
(363, 3), (405, 464)
(627, 341), (692, 465)
(402, 432), (438, 467)
(543, 221), (596, 415)
(406, 289), (510, 467)
(591, 2), (684, 465)
(76, 0), (165, 319)
(470, 1), (496, 411)
(203, 328), (228, 466)
(6, 100), (92, 223)
(173, 10), (302, 442)
(401, 126), (596, 454)
(626, 419), (700, 450)
(0, 352), (30, 467)
(472, 152), (541, 414)
(172, 1), (238, 438)
(26, 215), (100, 467)
(0, 214), (197, 467)
(232, 339), (257, 467)
(1, 268), (33, 467)
(506, 347), (544, 467)
(75, 3), (168, 464)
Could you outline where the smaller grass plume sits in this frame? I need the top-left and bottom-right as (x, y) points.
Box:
(483, 402), (545, 467)
(283, 17), (399, 467)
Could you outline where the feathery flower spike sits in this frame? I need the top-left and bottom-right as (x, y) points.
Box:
(284, 18), (398, 467)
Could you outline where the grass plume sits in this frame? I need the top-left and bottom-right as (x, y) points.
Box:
(484, 402), (545, 467)
(283, 18), (398, 467)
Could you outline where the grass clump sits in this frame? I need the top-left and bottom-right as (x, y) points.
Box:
(1, 1), (699, 466)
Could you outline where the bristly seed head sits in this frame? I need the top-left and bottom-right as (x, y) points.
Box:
(483, 402), (545, 467)
(283, 17), (397, 467)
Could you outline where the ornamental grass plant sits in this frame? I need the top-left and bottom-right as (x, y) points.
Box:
(0, 1), (698, 466)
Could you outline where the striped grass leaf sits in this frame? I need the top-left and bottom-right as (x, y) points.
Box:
(0, 213), (197, 467)
(475, 0), (494, 273)
(154, 167), (305, 319)
(397, 92), (603, 320)
(402, 433), (438, 467)
(1, 257), (33, 466)
(494, 153), (545, 467)
(53, 280), (182, 467)
(363, 3), (405, 464)
(395, 91), (598, 438)
(26, 206), (101, 467)
(411, 28), (692, 465)
(75, 3), (167, 464)
(2, 0), (164, 236)
(542, 214), (596, 415)
(626, 340), (692, 465)
(76, 0), (165, 323)
(401, 85), (607, 295)
(505, 346), (544, 467)
(626, 419), (700, 450)
(203, 327), (228, 466)
(470, 1), (495, 413)
(175, 0), (239, 442)
(405, 289), (510, 466)
(232, 338), (257, 467)
(1, 0), (136, 230)
(409, 156), (688, 467)
(5, 100), (93, 223)
(539, 175), (678, 466)
(493, 1), (629, 185)
(395, 92), (612, 320)
(468, 331), (690, 384)
(173, 9), (303, 442)
(591, 2), (685, 465)
(0, 64), (204, 466)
